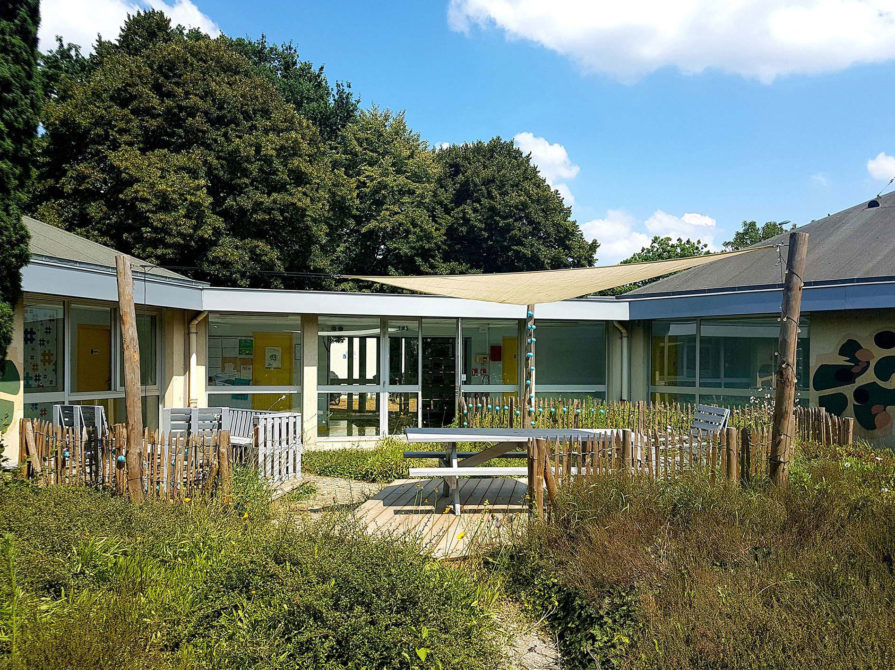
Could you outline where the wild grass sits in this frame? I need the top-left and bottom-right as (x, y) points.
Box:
(0, 472), (504, 669)
(488, 442), (895, 669)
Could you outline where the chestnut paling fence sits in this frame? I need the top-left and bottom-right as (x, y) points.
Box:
(506, 401), (856, 517)
(18, 419), (232, 499)
(461, 396), (854, 445)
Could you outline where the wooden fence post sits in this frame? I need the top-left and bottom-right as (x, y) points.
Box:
(22, 419), (42, 478)
(725, 427), (738, 483)
(843, 417), (854, 446)
(533, 438), (545, 517)
(622, 430), (633, 474)
(769, 232), (809, 486)
(739, 427), (750, 484)
(116, 255), (144, 501)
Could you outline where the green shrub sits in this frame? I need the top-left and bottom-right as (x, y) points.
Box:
(0, 482), (503, 669)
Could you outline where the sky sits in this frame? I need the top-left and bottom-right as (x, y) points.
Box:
(39, 0), (895, 263)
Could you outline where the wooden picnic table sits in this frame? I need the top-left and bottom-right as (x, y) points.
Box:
(404, 427), (618, 514)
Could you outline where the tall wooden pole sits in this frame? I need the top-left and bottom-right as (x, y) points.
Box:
(116, 255), (144, 501)
(769, 232), (809, 486)
(524, 305), (536, 426)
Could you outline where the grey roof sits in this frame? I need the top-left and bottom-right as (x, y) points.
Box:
(24, 216), (193, 282)
(627, 192), (895, 296)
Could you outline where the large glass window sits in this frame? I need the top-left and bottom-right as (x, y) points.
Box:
(207, 314), (301, 412)
(537, 321), (606, 387)
(23, 302), (64, 393)
(318, 392), (380, 437)
(318, 317), (380, 386)
(651, 321), (697, 388)
(208, 314), (301, 388)
(462, 319), (518, 388)
(118, 313), (158, 388)
(70, 305), (113, 393)
(650, 317), (810, 405)
(388, 319), (419, 386)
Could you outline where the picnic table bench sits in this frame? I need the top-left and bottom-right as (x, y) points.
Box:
(404, 427), (618, 514)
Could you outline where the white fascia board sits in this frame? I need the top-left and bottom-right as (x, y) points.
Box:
(201, 287), (629, 321)
(22, 259), (204, 310)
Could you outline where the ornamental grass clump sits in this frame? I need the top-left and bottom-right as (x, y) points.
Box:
(491, 446), (895, 669)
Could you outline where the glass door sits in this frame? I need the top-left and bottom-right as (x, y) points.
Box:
(421, 319), (457, 428)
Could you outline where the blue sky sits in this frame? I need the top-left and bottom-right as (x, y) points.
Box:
(41, 0), (895, 263)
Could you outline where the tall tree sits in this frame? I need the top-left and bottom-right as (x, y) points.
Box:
(724, 220), (791, 250)
(0, 0), (39, 364)
(225, 35), (357, 141)
(333, 107), (444, 283)
(31, 11), (346, 289)
(433, 138), (598, 273)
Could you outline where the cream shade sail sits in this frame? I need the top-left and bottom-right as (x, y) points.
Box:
(347, 247), (770, 305)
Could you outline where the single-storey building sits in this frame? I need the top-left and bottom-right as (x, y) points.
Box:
(3, 193), (895, 460)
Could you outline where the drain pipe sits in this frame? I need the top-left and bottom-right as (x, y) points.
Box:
(613, 321), (629, 401)
(188, 310), (208, 408)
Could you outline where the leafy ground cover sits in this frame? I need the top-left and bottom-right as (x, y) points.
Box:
(488, 442), (895, 668)
(0, 468), (504, 669)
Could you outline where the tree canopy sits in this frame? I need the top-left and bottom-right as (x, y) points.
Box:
(0, 0), (38, 364)
(724, 220), (791, 250)
(434, 138), (598, 273)
(28, 10), (599, 290)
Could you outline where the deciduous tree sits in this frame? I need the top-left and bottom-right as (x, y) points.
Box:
(433, 138), (598, 273)
(724, 220), (791, 250)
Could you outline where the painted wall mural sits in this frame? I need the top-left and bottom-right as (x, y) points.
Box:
(812, 330), (895, 434)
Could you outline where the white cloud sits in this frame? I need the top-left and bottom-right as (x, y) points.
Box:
(513, 131), (579, 206)
(553, 183), (575, 206)
(39, 0), (219, 52)
(811, 172), (831, 187)
(580, 208), (718, 264)
(438, 141), (451, 150)
(580, 210), (651, 264)
(449, 0), (895, 83)
(867, 152), (895, 181)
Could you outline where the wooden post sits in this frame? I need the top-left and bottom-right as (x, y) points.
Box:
(621, 429), (633, 474)
(116, 255), (144, 501)
(523, 305), (536, 426)
(843, 417), (854, 446)
(22, 419), (42, 478)
(725, 427), (738, 483)
(769, 232), (808, 487)
(739, 427), (751, 484)
(533, 438), (545, 516)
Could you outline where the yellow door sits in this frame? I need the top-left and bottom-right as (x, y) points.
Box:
(76, 324), (111, 392)
(252, 332), (293, 410)
(502, 336), (518, 401)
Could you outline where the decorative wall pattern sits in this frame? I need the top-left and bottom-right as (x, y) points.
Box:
(812, 330), (895, 434)
(23, 305), (60, 391)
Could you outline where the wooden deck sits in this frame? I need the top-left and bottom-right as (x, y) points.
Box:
(355, 477), (528, 559)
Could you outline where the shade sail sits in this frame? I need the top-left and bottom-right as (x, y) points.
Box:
(347, 247), (770, 305)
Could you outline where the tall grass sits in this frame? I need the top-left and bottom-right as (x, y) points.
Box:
(489, 443), (895, 669)
(0, 476), (504, 669)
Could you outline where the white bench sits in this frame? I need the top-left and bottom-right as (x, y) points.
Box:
(408, 466), (529, 478)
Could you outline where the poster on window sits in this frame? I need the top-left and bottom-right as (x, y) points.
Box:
(264, 346), (282, 369)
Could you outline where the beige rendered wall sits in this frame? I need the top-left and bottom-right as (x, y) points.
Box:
(0, 301), (24, 465)
(301, 314), (318, 447)
(163, 309), (188, 408)
(809, 309), (895, 447)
